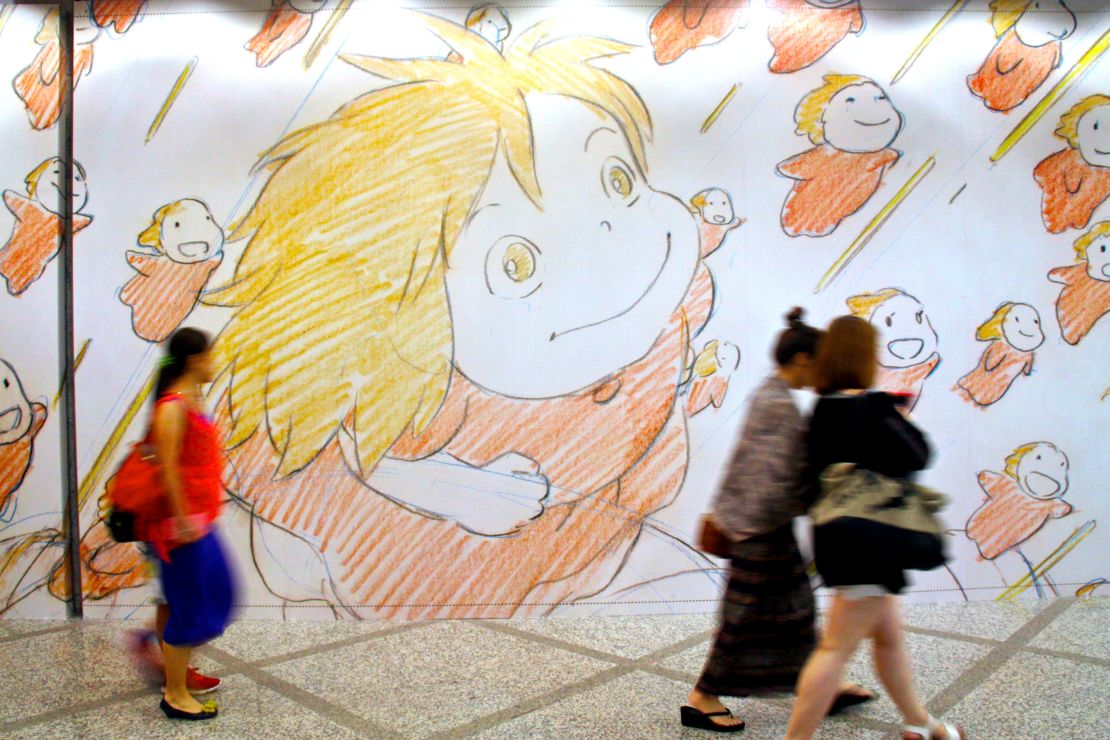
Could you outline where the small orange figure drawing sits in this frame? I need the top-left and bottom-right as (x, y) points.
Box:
(649, 0), (750, 65)
(690, 188), (743, 258)
(12, 9), (100, 131)
(967, 0), (1076, 113)
(1034, 95), (1110, 233)
(684, 340), (740, 416)
(966, 442), (1072, 563)
(847, 288), (940, 412)
(0, 158), (93, 296)
(955, 302), (1044, 408)
(0, 360), (48, 523)
(777, 74), (903, 237)
(246, 0), (328, 67)
(119, 199), (224, 343)
(766, 0), (863, 74)
(91, 0), (148, 34)
(1048, 220), (1110, 344)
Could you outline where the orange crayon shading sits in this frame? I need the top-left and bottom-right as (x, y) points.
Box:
(1048, 221), (1110, 344)
(91, 0), (147, 34)
(246, 3), (315, 67)
(0, 361), (48, 521)
(766, 0), (863, 74)
(969, 30), (1061, 112)
(955, 303), (1043, 408)
(12, 10), (98, 131)
(1034, 95), (1110, 233)
(649, 0), (750, 65)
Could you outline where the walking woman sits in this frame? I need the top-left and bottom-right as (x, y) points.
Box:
(784, 316), (964, 740)
(681, 309), (872, 732)
(148, 328), (236, 720)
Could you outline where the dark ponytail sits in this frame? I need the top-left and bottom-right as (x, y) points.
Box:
(155, 327), (210, 399)
(773, 307), (822, 367)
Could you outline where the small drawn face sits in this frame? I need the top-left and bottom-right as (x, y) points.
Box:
(1014, 0), (1076, 47)
(805, 0), (857, 7)
(1086, 236), (1110, 281)
(34, 159), (88, 216)
(1076, 105), (1110, 168)
(870, 293), (938, 369)
(0, 361), (33, 446)
(160, 199), (224, 264)
(694, 189), (734, 225)
(467, 6), (510, 50)
(822, 83), (903, 153)
(1015, 443), (1069, 499)
(1001, 303), (1044, 352)
(715, 342), (740, 373)
(288, 0), (328, 12)
(448, 95), (699, 398)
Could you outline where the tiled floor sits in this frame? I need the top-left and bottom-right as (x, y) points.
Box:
(1, 598), (1106, 738)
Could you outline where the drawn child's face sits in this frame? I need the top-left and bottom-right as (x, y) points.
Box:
(35, 158), (88, 216)
(1001, 303), (1044, 352)
(715, 342), (740, 373)
(160, 199), (224, 264)
(1015, 443), (1069, 499)
(448, 95), (699, 398)
(822, 83), (902, 154)
(870, 293), (937, 369)
(1085, 235), (1110, 281)
(1076, 105), (1110, 168)
(0, 361), (33, 446)
(467, 7), (510, 50)
(289, 0), (328, 12)
(695, 189), (734, 225)
(1014, 0), (1076, 47)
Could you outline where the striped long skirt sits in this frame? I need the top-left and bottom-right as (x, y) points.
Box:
(695, 523), (816, 697)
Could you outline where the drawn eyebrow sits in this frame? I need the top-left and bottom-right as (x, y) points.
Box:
(584, 127), (619, 152)
(466, 202), (500, 226)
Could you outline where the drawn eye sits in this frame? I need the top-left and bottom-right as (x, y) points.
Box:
(2, 378), (8, 388)
(206, 215), (212, 221)
(885, 316), (893, 327)
(1095, 121), (1101, 131)
(915, 311), (923, 324)
(174, 221), (180, 228)
(877, 94), (887, 101)
(502, 242), (535, 283)
(1036, 455), (1041, 460)
(1101, 244), (1107, 253)
(608, 167), (632, 198)
(846, 96), (856, 103)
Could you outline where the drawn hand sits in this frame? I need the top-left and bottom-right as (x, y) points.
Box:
(456, 453), (550, 535)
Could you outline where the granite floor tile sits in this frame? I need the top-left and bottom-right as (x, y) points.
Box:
(950, 650), (1110, 739)
(266, 620), (612, 738)
(1028, 598), (1110, 660)
(653, 637), (710, 679)
(898, 599), (1050, 642)
(502, 613), (716, 660)
(7, 675), (363, 739)
(0, 618), (72, 637)
(213, 617), (397, 663)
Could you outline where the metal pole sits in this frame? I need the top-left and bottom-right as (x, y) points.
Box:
(58, 0), (83, 619)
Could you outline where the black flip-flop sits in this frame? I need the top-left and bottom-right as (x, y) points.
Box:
(828, 686), (875, 715)
(680, 705), (746, 732)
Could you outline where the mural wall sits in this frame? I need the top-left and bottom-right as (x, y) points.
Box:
(0, 0), (1107, 620)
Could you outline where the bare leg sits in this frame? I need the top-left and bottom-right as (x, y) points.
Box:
(162, 643), (204, 713)
(870, 596), (929, 727)
(685, 687), (744, 728)
(785, 594), (882, 740)
(155, 602), (169, 641)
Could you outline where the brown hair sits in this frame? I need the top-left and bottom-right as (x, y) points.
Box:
(814, 315), (877, 394)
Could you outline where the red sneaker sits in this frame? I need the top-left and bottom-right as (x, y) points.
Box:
(185, 667), (221, 694)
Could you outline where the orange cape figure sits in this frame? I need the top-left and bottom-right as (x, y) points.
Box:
(12, 41), (95, 131)
(966, 471), (1071, 560)
(0, 192), (92, 296)
(246, 6), (313, 67)
(1034, 147), (1110, 233)
(119, 253), (222, 343)
(0, 403), (47, 518)
(1048, 263), (1110, 344)
(766, 0), (863, 74)
(955, 340), (1034, 408)
(92, 0), (147, 34)
(967, 29), (1061, 112)
(777, 145), (899, 237)
(649, 0), (750, 65)
(875, 352), (940, 412)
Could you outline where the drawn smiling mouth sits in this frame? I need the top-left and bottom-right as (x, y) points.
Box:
(0, 406), (22, 434)
(1095, 148), (1110, 156)
(550, 233), (672, 341)
(887, 338), (924, 360)
(1018, 330), (1037, 338)
(178, 241), (210, 258)
(854, 118), (891, 127)
(1023, 471), (1061, 498)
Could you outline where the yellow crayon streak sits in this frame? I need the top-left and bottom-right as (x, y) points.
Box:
(1076, 579), (1107, 598)
(303, 0), (353, 71)
(77, 370), (157, 510)
(0, 6), (15, 38)
(815, 156), (936, 294)
(991, 26), (1110, 163)
(700, 83), (739, 134)
(997, 520), (1096, 602)
(1101, 385), (1109, 401)
(52, 339), (92, 409)
(891, 0), (966, 85)
(146, 57), (197, 144)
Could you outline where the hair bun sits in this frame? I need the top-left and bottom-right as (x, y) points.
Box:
(785, 307), (806, 327)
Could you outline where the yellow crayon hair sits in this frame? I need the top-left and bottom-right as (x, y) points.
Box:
(35, 8), (58, 44)
(1055, 94), (1110, 148)
(1003, 441), (1057, 479)
(975, 302), (1015, 341)
(690, 191), (708, 210)
(988, 0), (1031, 37)
(845, 287), (903, 318)
(795, 74), (870, 146)
(693, 340), (720, 378)
(1073, 220), (1110, 260)
(208, 13), (651, 477)
(466, 4), (503, 30)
